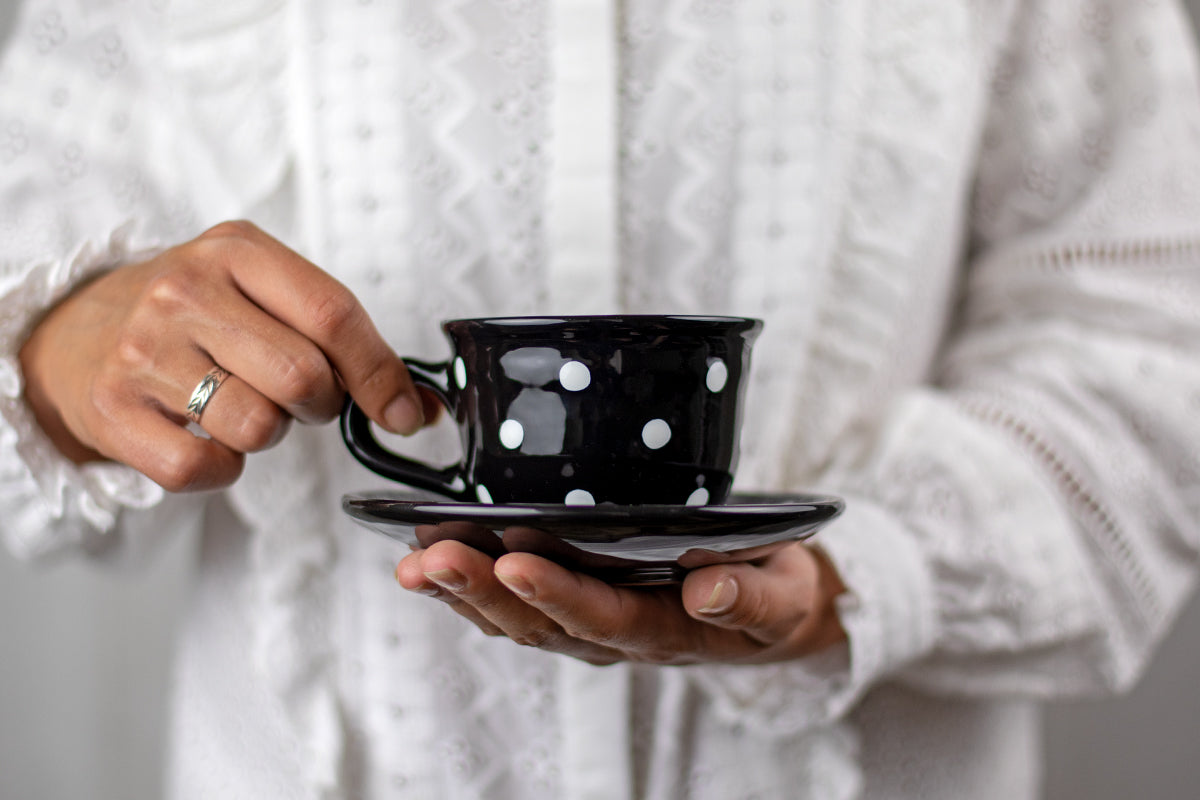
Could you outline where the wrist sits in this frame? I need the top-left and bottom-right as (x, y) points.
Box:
(19, 321), (104, 464)
(804, 544), (849, 654)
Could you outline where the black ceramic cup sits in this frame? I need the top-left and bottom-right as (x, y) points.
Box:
(340, 315), (762, 506)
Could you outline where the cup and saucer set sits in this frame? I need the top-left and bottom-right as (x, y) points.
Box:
(340, 316), (843, 585)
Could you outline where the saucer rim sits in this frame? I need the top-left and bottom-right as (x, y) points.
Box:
(340, 490), (845, 584)
(342, 490), (844, 517)
(341, 490), (845, 538)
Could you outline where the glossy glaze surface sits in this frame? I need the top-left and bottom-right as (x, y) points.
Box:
(342, 315), (762, 506)
(342, 490), (843, 585)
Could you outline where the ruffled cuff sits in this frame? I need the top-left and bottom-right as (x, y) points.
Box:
(0, 224), (166, 561)
(683, 499), (937, 735)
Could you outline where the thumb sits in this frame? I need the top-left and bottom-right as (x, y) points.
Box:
(681, 544), (846, 654)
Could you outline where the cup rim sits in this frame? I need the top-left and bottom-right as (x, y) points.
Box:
(442, 314), (763, 335)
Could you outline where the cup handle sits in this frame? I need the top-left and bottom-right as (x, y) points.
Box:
(339, 358), (474, 502)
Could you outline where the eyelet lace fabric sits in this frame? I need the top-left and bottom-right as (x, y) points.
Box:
(3, 1), (1200, 798)
(0, 226), (168, 560)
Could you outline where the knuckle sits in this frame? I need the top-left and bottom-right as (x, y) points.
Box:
(355, 366), (396, 404)
(559, 620), (604, 644)
(509, 627), (557, 650)
(308, 288), (358, 334)
(307, 287), (361, 339)
(199, 219), (261, 242)
(154, 446), (211, 492)
(142, 269), (202, 314)
(187, 224), (258, 273)
(112, 329), (157, 372)
(276, 351), (333, 407)
(234, 398), (287, 452)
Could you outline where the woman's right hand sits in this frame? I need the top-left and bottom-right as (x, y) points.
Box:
(18, 220), (426, 492)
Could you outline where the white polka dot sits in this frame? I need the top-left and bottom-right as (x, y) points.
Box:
(706, 360), (728, 392)
(453, 357), (467, 389)
(558, 360), (591, 391)
(564, 489), (595, 506)
(475, 484), (493, 504)
(685, 487), (710, 506)
(641, 418), (672, 450)
(499, 419), (524, 449)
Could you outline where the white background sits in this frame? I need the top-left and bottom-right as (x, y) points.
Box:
(2, 2), (1199, 798)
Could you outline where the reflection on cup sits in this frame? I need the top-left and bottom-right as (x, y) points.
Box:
(341, 315), (762, 506)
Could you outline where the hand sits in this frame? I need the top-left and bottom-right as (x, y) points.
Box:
(395, 539), (847, 666)
(18, 220), (429, 491)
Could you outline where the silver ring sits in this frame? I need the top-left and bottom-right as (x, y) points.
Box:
(186, 367), (231, 424)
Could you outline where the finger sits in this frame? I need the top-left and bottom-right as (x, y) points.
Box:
(681, 544), (835, 657)
(130, 243), (343, 424)
(412, 521), (508, 558)
(193, 222), (424, 434)
(490, 551), (717, 665)
(395, 551), (507, 637)
(417, 541), (625, 665)
(91, 402), (245, 492)
(147, 351), (290, 454)
(395, 548), (447, 597)
(107, 277), (295, 452)
(183, 289), (344, 424)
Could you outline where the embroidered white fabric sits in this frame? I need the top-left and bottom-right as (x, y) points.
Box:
(3, 1), (1200, 798)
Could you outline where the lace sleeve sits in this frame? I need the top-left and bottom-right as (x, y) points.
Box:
(0, 1), (214, 562)
(852, 0), (1200, 699)
(909, 0), (1200, 691)
(0, 226), (172, 561)
(687, 0), (1200, 735)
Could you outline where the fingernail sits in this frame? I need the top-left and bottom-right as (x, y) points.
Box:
(423, 568), (466, 592)
(497, 573), (535, 600)
(698, 577), (738, 615)
(384, 394), (424, 435)
(396, 563), (442, 597)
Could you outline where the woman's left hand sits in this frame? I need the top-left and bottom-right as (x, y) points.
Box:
(395, 540), (847, 666)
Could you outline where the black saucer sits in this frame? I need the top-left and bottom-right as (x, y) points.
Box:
(342, 491), (844, 585)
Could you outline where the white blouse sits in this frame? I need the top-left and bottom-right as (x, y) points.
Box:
(3, 1), (1200, 798)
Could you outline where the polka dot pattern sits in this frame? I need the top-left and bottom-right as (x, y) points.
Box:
(641, 418), (672, 450)
(706, 359), (728, 392)
(481, 345), (736, 503)
(425, 319), (760, 508)
(499, 419), (524, 449)
(564, 489), (595, 506)
(558, 360), (591, 391)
